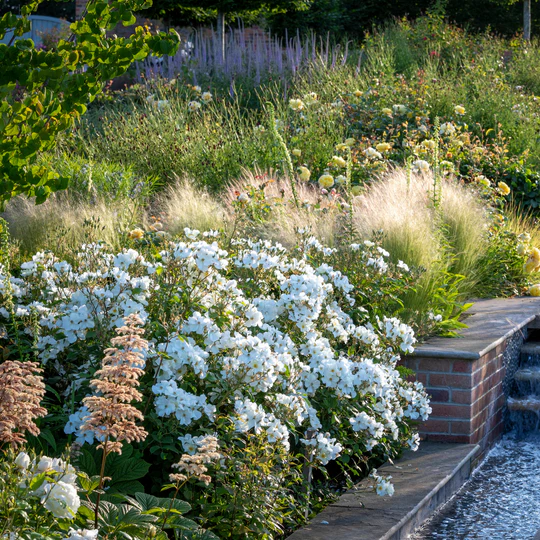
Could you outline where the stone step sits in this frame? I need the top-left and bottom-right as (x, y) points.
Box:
(507, 396), (540, 412)
(521, 342), (540, 359)
(514, 366), (540, 382)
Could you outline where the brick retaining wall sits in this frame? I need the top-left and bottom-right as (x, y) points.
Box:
(400, 300), (533, 452)
(402, 344), (507, 450)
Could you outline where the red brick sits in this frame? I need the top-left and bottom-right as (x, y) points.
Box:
(401, 358), (418, 371)
(423, 419), (450, 433)
(452, 360), (474, 373)
(485, 421), (505, 446)
(471, 382), (503, 413)
(490, 367), (505, 386)
(430, 403), (472, 419)
(414, 372), (429, 385)
(417, 358), (453, 372)
(450, 420), (473, 434)
(427, 388), (450, 402)
(451, 389), (474, 404)
(429, 373), (472, 388)
(482, 342), (505, 363)
(472, 407), (493, 432)
(472, 387), (498, 416)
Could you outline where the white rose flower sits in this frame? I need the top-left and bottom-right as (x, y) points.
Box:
(41, 481), (81, 519)
(14, 452), (30, 470)
(63, 529), (99, 540)
(37, 456), (53, 472)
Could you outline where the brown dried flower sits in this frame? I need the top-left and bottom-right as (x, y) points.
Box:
(170, 435), (221, 486)
(80, 314), (148, 455)
(0, 360), (46, 447)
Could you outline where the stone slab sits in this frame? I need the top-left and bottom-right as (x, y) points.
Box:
(287, 442), (480, 540)
(413, 297), (540, 360)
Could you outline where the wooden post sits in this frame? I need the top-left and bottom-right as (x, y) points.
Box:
(524, 0), (532, 41)
(75, 0), (88, 20)
(217, 10), (225, 63)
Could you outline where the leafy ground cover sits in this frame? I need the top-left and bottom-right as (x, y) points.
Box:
(4, 12), (540, 540)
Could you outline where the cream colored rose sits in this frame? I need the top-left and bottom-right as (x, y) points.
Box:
(298, 166), (311, 182)
(318, 173), (334, 188)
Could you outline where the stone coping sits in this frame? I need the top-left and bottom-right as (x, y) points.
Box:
(287, 442), (480, 540)
(413, 297), (540, 360)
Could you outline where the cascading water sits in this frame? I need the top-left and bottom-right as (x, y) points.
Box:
(411, 329), (540, 539)
(507, 338), (540, 432)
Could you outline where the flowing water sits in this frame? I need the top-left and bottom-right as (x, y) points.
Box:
(412, 335), (540, 539)
(410, 433), (540, 539)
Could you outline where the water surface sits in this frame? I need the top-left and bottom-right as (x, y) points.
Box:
(411, 434), (540, 539)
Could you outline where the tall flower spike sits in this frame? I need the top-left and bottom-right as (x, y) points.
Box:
(0, 360), (46, 447)
(80, 313), (148, 454)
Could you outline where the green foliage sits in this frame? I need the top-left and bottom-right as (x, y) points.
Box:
(140, 0), (310, 28)
(78, 445), (151, 499)
(0, 0), (179, 204)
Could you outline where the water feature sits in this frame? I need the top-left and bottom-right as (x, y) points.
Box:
(508, 335), (540, 432)
(410, 433), (540, 539)
(411, 328), (540, 539)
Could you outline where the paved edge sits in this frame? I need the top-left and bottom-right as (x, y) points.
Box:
(287, 442), (480, 540)
(381, 444), (480, 540)
(412, 297), (540, 360)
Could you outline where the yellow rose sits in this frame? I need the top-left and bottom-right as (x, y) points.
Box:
(530, 247), (540, 262)
(292, 148), (302, 157)
(344, 138), (356, 147)
(476, 175), (491, 188)
(454, 105), (466, 115)
(298, 166), (311, 182)
(351, 185), (363, 196)
(376, 142), (392, 153)
(530, 284), (540, 296)
(421, 140), (436, 150)
(318, 173), (334, 189)
(128, 228), (144, 240)
(524, 248), (540, 273)
(381, 108), (392, 115)
(331, 155), (347, 168)
(335, 143), (347, 152)
(304, 92), (318, 105)
(289, 99), (305, 111)
(497, 182), (511, 196)
(353, 89), (362, 97)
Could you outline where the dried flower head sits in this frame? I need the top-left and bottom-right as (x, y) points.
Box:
(0, 360), (47, 447)
(170, 435), (221, 486)
(80, 314), (148, 454)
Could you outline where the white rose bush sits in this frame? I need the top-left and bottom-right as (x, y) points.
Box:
(0, 222), (431, 537)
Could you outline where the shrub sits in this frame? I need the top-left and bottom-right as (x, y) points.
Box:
(0, 227), (431, 536)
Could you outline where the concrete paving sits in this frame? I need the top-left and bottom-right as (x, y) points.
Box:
(287, 442), (480, 540)
(413, 297), (540, 360)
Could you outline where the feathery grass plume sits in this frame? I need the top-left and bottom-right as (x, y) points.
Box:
(1, 194), (135, 257)
(354, 169), (440, 268)
(154, 178), (228, 237)
(0, 361), (46, 447)
(226, 171), (339, 247)
(80, 313), (148, 455)
(354, 168), (488, 315)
